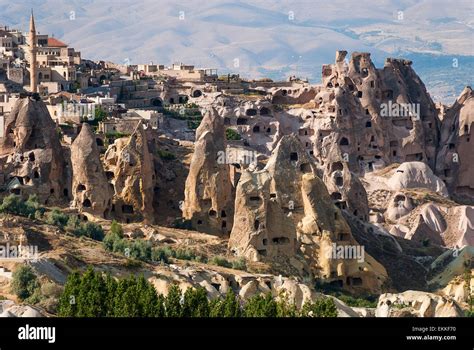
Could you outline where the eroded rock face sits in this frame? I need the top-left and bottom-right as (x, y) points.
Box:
(104, 122), (155, 223)
(182, 108), (234, 236)
(229, 135), (387, 294)
(323, 156), (370, 222)
(0, 300), (43, 317)
(388, 162), (448, 196)
(70, 123), (112, 217)
(436, 87), (474, 204)
(376, 291), (464, 317)
(0, 97), (68, 204)
(311, 51), (439, 174)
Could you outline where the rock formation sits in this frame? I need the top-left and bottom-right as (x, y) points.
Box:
(229, 134), (387, 293)
(182, 108), (234, 236)
(388, 162), (448, 196)
(435, 86), (474, 204)
(104, 122), (155, 223)
(0, 96), (68, 204)
(322, 154), (370, 222)
(70, 123), (113, 217)
(376, 291), (464, 317)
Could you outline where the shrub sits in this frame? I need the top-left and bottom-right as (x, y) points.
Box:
(103, 231), (121, 251)
(156, 149), (176, 161)
(73, 222), (105, 241)
(151, 247), (170, 264)
(46, 208), (69, 229)
(336, 294), (377, 308)
(231, 257), (247, 271)
(11, 265), (40, 301)
(0, 194), (44, 218)
(172, 218), (193, 230)
(210, 256), (232, 268)
(110, 220), (124, 238)
(66, 215), (81, 231)
(301, 297), (338, 317)
(226, 128), (241, 141)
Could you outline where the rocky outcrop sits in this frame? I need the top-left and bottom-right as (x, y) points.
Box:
(229, 135), (387, 294)
(0, 96), (68, 204)
(70, 123), (112, 217)
(323, 155), (369, 221)
(310, 51), (440, 174)
(388, 162), (448, 196)
(104, 122), (155, 223)
(0, 300), (44, 317)
(376, 291), (464, 317)
(182, 108), (234, 236)
(436, 87), (474, 204)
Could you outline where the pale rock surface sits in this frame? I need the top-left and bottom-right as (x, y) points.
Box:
(70, 123), (112, 217)
(376, 291), (463, 317)
(388, 162), (448, 196)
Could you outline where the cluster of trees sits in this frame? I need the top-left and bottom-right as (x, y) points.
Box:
(0, 194), (44, 219)
(58, 267), (338, 317)
(11, 265), (40, 302)
(0, 195), (104, 241)
(103, 221), (206, 264)
(103, 221), (246, 270)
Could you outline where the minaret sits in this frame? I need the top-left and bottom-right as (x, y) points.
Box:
(28, 10), (38, 93)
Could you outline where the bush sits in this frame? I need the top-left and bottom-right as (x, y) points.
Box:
(151, 247), (170, 264)
(110, 220), (124, 238)
(226, 128), (241, 141)
(11, 265), (40, 301)
(336, 294), (377, 308)
(103, 234), (152, 262)
(46, 208), (69, 229)
(0, 194), (44, 218)
(231, 257), (247, 271)
(301, 297), (338, 317)
(210, 256), (232, 268)
(73, 222), (105, 241)
(156, 149), (176, 161)
(172, 218), (193, 230)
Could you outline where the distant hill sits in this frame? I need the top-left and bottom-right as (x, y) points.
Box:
(1, 0), (473, 102)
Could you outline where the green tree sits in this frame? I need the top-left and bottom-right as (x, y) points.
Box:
(243, 293), (278, 317)
(75, 267), (107, 317)
(58, 271), (81, 317)
(210, 289), (241, 317)
(11, 265), (39, 301)
(104, 273), (118, 317)
(165, 284), (182, 317)
(182, 288), (210, 317)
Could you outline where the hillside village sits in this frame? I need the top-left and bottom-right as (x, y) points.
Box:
(0, 11), (472, 318)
